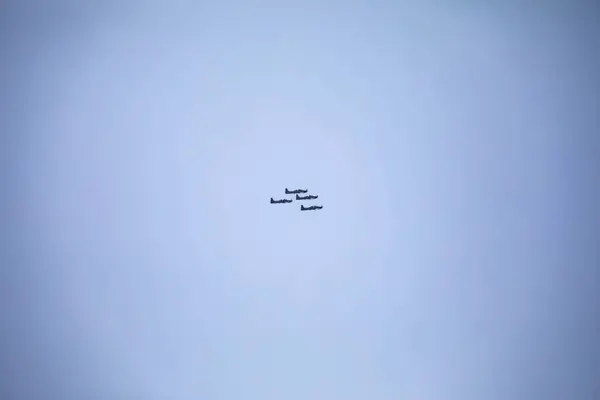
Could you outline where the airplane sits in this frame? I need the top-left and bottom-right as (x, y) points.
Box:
(285, 188), (308, 194)
(296, 194), (318, 200)
(271, 197), (293, 204)
(300, 204), (323, 211)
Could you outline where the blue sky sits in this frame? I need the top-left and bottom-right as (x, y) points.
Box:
(2, 2), (599, 399)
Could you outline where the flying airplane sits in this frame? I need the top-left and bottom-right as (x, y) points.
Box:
(271, 198), (292, 204)
(300, 204), (323, 211)
(285, 188), (308, 194)
(296, 194), (318, 200)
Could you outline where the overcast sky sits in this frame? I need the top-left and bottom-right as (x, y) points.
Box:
(2, 1), (600, 399)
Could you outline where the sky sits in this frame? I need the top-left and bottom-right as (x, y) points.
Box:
(2, 1), (599, 399)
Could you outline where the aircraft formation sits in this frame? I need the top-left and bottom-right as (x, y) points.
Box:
(270, 188), (323, 211)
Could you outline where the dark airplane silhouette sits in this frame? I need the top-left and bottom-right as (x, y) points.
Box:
(296, 194), (318, 200)
(271, 197), (292, 204)
(285, 188), (308, 194)
(300, 204), (323, 211)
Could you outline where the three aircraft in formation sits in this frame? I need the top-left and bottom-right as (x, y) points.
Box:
(271, 188), (323, 211)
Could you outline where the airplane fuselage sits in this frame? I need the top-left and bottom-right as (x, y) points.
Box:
(286, 188), (308, 194)
(296, 194), (318, 200)
(300, 205), (323, 211)
(271, 198), (292, 204)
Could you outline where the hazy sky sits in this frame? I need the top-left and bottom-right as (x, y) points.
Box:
(2, 2), (599, 399)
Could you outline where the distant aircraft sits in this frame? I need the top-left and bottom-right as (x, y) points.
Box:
(271, 197), (292, 204)
(296, 194), (318, 200)
(285, 188), (308, 194)
(300, 204), (323, 211)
